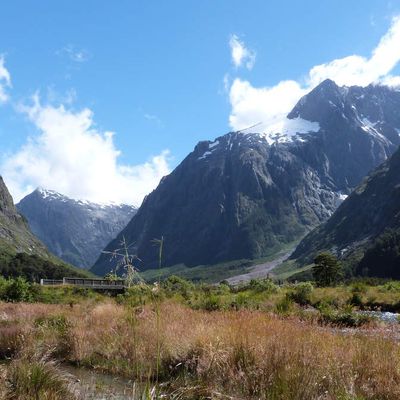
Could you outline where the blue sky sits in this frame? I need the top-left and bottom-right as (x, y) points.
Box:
(0, 1), (400, 205)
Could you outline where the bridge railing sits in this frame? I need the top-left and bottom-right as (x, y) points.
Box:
(40, 277), (126, 290)
(62, 277), (126, 289)
(40, 279), (63, 286)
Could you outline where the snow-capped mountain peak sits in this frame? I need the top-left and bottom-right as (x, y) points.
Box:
(18, 189), (137, 269)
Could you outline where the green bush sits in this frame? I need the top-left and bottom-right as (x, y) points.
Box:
(118, 284), (154, 307)
(348, 292), (363, 307)
(275, 296), (293, 315)
(162, 275), (194, 299)
(0, 276), (7, 298)
(203, 294), (223, 311)
(317, 304), (373, 327)
(351, 281), (368, 294)
(248, 278), (279, 294)
(230, 292), (254, 310)
(287, 282), (313, 306)
(382, 281), (400, 292)
(2, 277), (33, 302)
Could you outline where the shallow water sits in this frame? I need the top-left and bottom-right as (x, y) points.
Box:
(358, 310), (399, 323)
(62, 365), (140, 400)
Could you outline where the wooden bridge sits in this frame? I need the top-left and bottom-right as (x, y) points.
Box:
(40, 277), (126, 291)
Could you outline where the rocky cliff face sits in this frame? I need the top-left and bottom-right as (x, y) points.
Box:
(0, 177), (49, 257)
(92, 79), (400, 276)
(292, 144), (400, 278)
(0, 177), (89, 281)
(17, 189), (136, 269)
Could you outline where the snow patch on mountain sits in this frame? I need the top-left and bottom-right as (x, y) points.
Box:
(38, 188), (65, 201)
(358, 117), (391, 144)
(209, 140), (219, 149)
(18, 188), (137, 268)
(37, 187), (132, 208)
(197, 140), (221, 160)
(240, 117), (320, 145)
(198, 151), (213, 160)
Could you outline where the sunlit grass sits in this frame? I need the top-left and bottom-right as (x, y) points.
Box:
(1, 296), (400, 399)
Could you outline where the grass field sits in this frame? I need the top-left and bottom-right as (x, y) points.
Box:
(1, 277), (400, 399)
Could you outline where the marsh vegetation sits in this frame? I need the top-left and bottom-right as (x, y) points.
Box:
(1, 277), (400, 399)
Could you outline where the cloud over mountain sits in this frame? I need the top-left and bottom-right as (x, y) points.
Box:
(229, 15), (400, 131)
(2, 95), (170, 206)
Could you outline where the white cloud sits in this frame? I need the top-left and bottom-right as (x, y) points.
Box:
(0, 56), (11, 103)
(229, 34), (256, 70)
(380, 74), (400, 87)
(144, 112), (163, 127)
(229, 16), (400, 131)
(229, 79), (306, 130)
(2, 96), (171, 206)
(57, 45), (91, 63)
(308, 15), (400, 87)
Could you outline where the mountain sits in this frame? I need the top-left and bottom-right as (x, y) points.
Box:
(292, 144), (400, 278)
(17, 189), (137, 269)
(92, 79), (400, 277)
(0, 177), (89, 281)
(0, 178), (49, 258)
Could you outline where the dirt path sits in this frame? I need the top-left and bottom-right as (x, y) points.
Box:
(226, 248), (295, 285)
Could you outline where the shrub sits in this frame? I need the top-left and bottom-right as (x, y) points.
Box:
(348, 292), (363, 307)
(230, 292), (253, 310)
(248, 278), (279, 294)
(203, 294), (222, 311)
(2, 278), (33, 303)
(351, 281), (368, 294)
(317, 304), (373, 327)
(119, 284), (154, 307)
(162, 275), (194, 299)
(382, 281), (400, 292)
(275, 296), (293, 315)
(287, 282), (313, 306)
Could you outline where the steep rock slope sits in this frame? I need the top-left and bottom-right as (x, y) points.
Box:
(292, 145), (400, 278)
(92, 79), (400, 275)
(0, 178), (88, 280)
(17, 189), (136, 269)
(0, 178), (48, 257)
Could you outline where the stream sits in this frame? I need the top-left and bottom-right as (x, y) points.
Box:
(63, 311), (399, 398)
(62, 365), (141, 400)
(358, 310), (399, 323)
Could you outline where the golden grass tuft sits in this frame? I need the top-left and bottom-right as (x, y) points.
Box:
(1, 355), (78, 400)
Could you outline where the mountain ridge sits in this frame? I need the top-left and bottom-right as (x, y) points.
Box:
(291, 143), (400, 278)
(0, 177), (89, 280)
(92, 80), (400, 277)
(17, 188), (137, 269)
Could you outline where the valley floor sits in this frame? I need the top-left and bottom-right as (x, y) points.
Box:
(2, 279), (400, 399)
(226, 247), (295, 285)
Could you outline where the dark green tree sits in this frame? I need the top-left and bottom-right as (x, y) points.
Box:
(312, 252), (342, 287)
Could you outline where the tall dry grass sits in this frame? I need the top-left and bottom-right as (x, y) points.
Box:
(1, 300), (400, 399)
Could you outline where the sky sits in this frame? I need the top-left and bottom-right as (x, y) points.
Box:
(0, 0), (400, 206)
